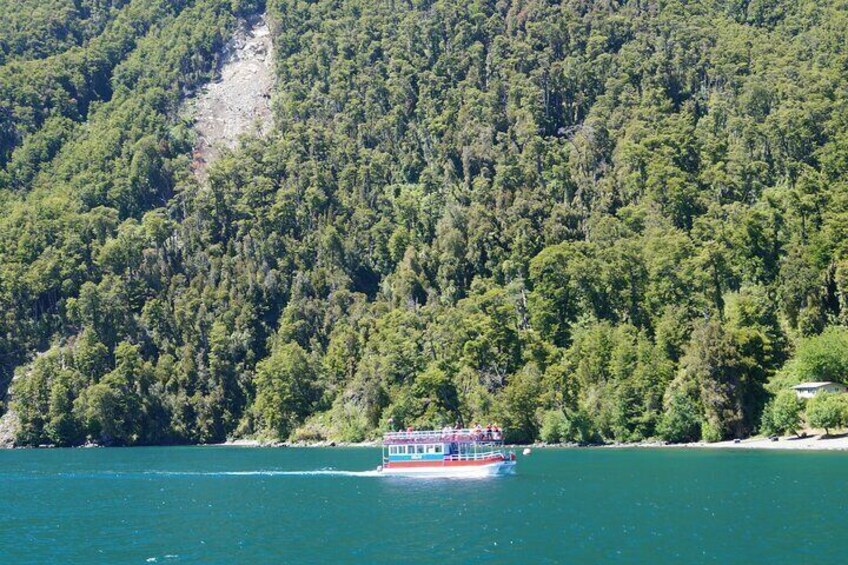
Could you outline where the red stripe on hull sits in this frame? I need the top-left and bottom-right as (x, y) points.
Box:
(385, 456), (505, 469)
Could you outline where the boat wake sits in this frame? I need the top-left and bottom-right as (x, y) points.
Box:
(37, 469), (383, 480)
(144, 469), (383, 478)
(31, 468), (512, 481)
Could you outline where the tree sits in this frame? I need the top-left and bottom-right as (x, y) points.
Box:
(11, 351), (58, 445)
(658, 388), (702, 444)
(411, 364), (460, 425)
(74, 341), (147, 445)
(677, 320), (748, 440)
(805, 393), (847, 437)
(539, 410), (567, 444)
(539, 408), (594, 444)
(792, 328), (848, 384)
(460, 288), (524, 392)
(528, 244), (580, 346)
(495, 366), (543, 444)
(45, 369), (85, 446)
(72, 328), (110, 381)
(252, 342), (320, 440)
(760, 389), (802, 437)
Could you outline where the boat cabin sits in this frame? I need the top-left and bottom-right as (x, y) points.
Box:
(381, 428), (511, 467)
(386, 443), (445, 462)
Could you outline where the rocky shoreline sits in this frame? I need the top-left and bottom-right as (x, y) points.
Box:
(220, 433), (848, 451)
(532, 433), (848, 451)
(217, 438), (380, 448)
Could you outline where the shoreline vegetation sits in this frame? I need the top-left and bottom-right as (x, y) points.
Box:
(227, 433), (848, 451)
(9, 433), (848, 451)
(224, 433), (848, 451)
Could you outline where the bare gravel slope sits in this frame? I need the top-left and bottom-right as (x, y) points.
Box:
(189, 14), (274, 179)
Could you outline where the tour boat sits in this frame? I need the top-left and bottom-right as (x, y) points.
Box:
(378, 428), (516, 477)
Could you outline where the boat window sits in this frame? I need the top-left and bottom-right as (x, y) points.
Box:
(407, 445), (415, 454)
(416, 445), (425, 454)
(435, 445), (443, 453)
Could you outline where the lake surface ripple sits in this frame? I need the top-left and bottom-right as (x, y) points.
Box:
(1, 447), (845, 563)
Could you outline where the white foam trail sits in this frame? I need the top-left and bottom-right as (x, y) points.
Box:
(44, 469), (383, 479)
(143, 469), (382, 478)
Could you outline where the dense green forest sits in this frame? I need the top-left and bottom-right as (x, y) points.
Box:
(3, 0), (848, 446)
(0, 0), (130, 65)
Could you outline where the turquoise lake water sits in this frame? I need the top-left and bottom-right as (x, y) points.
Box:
(2, 446), (847, 563)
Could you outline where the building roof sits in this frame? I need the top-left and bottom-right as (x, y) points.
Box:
(792, 382), (843, 389)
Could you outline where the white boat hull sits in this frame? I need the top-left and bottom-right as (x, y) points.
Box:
(379, 459), (516, 478)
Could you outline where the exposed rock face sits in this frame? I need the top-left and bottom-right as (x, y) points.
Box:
(0, 409), (19, 448)
(189, 13), (274, 179)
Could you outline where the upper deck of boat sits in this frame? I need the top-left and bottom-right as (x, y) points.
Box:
(383, 428), (503, 445)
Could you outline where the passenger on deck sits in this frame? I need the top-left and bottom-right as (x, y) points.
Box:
(486, 424), (493, 440)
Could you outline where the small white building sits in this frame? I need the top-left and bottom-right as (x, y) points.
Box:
(792, 382), (848, 399)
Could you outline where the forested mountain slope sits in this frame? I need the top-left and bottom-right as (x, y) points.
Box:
(0, 0), (131, 65)
(3, 0), (848, 446)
